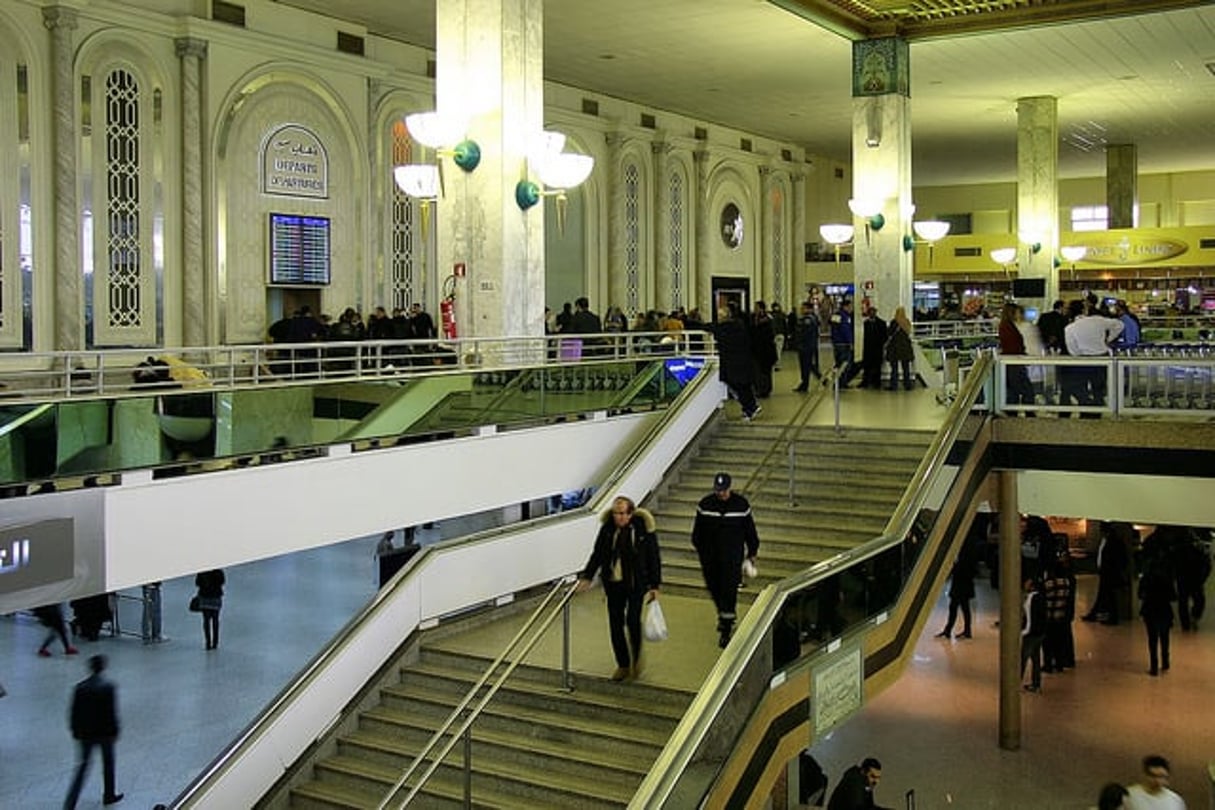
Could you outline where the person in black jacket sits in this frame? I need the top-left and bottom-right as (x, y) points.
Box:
(792, 301), (822, 392)
(750, 301), (778, 399)
(827, 757), (889, 810)
(64, 655), (123, 808)
(858, 306), (888, 389)
(935, 544), (977, 639)
(712, 303), (761, 421)
(692, 472), (760, 648)
(194, 569), (226, 650)
(576, 497), (662, 681)
(1138, 553), (1176, 676)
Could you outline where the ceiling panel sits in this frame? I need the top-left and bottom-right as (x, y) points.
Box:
(273, 0), (1215, 186)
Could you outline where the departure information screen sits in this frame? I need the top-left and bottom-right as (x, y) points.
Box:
(269, 213), (330, 285)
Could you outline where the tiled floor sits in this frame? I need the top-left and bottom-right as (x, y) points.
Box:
(2, 350), (1206, 809)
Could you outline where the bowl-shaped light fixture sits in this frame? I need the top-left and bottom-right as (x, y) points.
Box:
(404, 111), (468, 149)
(848, 198), (883, 219)
(538, 153), (594, 190)
(913, 220), (951, 243)
(820, 224), (855, 245)
(990, 247), (1017, 265)
(394, 165), (440, 199)
(1060, 245), (1088, 263)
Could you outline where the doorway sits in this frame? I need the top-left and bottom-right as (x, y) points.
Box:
(711, 276), (751, 322)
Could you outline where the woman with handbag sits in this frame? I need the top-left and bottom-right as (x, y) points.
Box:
(885, 307), (916, 391)
(575, 497), (662, 681)
(193, 569), (226, 650)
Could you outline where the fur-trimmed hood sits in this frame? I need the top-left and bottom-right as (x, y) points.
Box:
(599, 505), (656, 533)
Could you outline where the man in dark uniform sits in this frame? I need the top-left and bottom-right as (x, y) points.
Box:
(692, 472), (760, 648)
(828, 757), (890, 810)
(65, 655), (123, 808)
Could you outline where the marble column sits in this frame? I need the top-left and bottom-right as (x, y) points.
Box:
(1106, 144), (1137, 230)
(850, 92), (914, 326)
(435, 0), (544, 340)
(43, 6), (81, 351)
(176, 37), (208, 347)
(1016, 96), (1059, 304)
(998, 471), (1022, 750)
(791, 171), (807, 305)
(605, 131), (626, 314)
(693, 148), (712, 316)
(651, 139), (671, 313)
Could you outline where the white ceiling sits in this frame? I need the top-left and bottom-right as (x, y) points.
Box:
(274, 0), (1215, 186)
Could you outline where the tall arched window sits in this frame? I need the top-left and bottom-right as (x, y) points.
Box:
(83, 59), (161, 347)
(771, 183), (785, 304)
(389, 119), (420, 311)
(668, 168), (685, 309)
(623, 160), (640, 314)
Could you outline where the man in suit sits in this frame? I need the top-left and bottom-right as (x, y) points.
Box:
(827, 757), (891, 810)
(65, 655), (123, 808)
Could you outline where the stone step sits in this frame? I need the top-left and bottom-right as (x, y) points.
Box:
(690, 450), (922, 479)
(706, 436), (930, 461)
(649, 511), (877, 548)
(400, 660), (687, 728)
(416, 647), (694, 714)
(656, 493), (897, 525)
(672, 471), (911, 500)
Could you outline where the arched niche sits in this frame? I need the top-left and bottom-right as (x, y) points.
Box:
(213, 68), (363, 343)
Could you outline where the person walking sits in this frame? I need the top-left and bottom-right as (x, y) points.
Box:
(885, 306), (916, 391)
(750, 301), (778, 398)
(830, 299), (859, 386)
(64, 654), (123, 808)
(935, 545), (976, 639)
(1020, 577), (1047, 693)
(692, 472), (760, 648)
(194, 568), (226, 650)
(857, 306), (887, 389)
(34, 603), (79, 658)
(792, 301), (821, 392)
(575, 496), (662, 681)
(712, 303), (761, 421)
(1138, 552), (1176, 676)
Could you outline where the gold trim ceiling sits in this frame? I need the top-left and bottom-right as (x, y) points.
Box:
(770, 0), (1215, 40)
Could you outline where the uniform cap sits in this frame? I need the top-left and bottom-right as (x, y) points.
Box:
(713, 472), (732, 492)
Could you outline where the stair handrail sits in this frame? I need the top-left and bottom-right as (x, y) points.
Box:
(737, 365), (839, 500)
(373, 575), (574, 809)
(631, 350), (994, 808)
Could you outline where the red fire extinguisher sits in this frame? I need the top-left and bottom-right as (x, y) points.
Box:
(440, 275), (458, 339)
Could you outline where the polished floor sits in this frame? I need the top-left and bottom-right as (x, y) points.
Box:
(1, 354), (1209, 809)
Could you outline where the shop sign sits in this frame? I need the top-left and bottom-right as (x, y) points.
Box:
(262, 125), (329, 199)
(1081, 234), (1187, 265)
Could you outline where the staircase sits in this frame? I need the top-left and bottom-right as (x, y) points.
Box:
(287, 632), (695, 809)
(277, 419), (933, 809)
(648, 421), (934, 604)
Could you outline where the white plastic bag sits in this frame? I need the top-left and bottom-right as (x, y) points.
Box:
(742, 558), (759, 579)
(643, 599), (669, 642)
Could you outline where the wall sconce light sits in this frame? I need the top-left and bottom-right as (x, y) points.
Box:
(515, 131), (594, 233)
(990, 247), (1018, 277)
(848, 198), (885, 245)
(902, 219), (952, 267)
(404, 111), (482, 172)
(819, 223), (855, 267)
(393, 164), (441, 237)
(1060, 245), (1087, 280)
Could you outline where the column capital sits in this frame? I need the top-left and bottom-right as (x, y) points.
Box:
(42, 5), (79, 31)
(175, 37), (209, 60)
(651, 139), (673, 157)
(758, 165), (774, 178)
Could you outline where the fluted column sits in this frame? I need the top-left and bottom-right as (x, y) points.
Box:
(693, 148), (711, 316)
(44, 6), (81, 351)
(176, 37), (208, 346)
(651, 139), (670, 313)
(759, 165), (774, 303)
(605, 131), (626, 313)
(791, 171), (807, 305)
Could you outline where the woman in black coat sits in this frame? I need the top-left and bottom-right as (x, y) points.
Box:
(1138, 554), (1175, 676)
(576, 497), (662, 681)
(712, 303), (760, 420)
(194, 569), (226, 650)
(750, 302), (778, 399)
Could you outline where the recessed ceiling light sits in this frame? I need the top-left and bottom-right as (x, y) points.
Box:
(1206, 61), (1215, 76)
(1117, 74), (1138, 81)
(598, 54), (615, 61)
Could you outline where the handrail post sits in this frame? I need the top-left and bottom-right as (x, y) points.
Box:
(561, 597), (574, 692)
(463, 726), (473, 809)
(833, 370), (842, 435)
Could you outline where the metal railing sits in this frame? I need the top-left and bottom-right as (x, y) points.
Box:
(0, 331), (714, 402)
(913, 318), (997, 340)
(376, 578), (579, 809)
(740, 368), (838, 506)
(631, 352), (995, 808)
(993, 353), (1215, 416)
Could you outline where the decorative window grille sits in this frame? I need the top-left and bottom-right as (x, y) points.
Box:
(390, 120), (418, 311)
(669, 169), (684, 309)
(624, 161), (640, 314)
(772, 185), (784, 303)
(104, 68), (141, 328)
